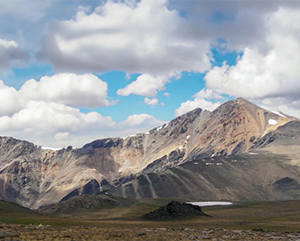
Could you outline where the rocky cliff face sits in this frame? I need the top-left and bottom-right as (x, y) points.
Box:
(0, 98), (297, 208)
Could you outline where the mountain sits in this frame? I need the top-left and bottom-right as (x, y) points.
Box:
(37, 194), (136, 215)
(0, 98), (299, 209)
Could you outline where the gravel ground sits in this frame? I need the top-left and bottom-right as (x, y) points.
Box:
(0, 224), (300, 240)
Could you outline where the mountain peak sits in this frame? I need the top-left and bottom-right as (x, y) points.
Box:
(0, 98), (297, 209)
(191, 97), (295, 157)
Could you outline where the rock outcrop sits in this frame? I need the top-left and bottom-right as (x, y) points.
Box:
(142, 200), (209, 220)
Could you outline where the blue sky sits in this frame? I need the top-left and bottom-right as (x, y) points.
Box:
(0, 0), (300, 148)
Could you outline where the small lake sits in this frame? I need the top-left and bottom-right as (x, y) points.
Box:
(186, 201), (233, 207)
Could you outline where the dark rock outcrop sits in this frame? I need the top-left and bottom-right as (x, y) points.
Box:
(37, 194), (136, 215)
(142, 201), (209, 220)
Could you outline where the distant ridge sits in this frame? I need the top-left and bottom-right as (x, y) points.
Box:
(0, 98), (299, 209)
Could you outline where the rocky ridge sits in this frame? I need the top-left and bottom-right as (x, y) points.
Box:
(0, 98), (298, 208)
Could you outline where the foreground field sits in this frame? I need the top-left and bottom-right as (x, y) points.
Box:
(1, 199), (300, 240)
(1, 224), (300, 240)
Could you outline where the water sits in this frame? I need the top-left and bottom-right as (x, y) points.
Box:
(186, 201), (233, 207)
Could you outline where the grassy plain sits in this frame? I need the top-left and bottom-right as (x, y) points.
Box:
(1, 199), (300, 240)
(1, 199), (300, 231)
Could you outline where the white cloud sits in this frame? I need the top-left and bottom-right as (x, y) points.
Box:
(163, 92), (170, 99)
(20, 73), (113, 108)
(117, 74), (168, 97)
(0, 101), (114, 132)
(0, 80), (22, 116)
(118, 113), (165, 136)
(120, 113), (162, 126)
(194, 88), (223, 100)
(0, 73), (118, 147)
(203, 7), (300, 118)
(144, 97), (159, 107)
(0, 100), (115, 147)
(175, 97), (221, 116)
(255, 96), (300, 119)
(0, 73), (113, 118)
(171, 1), (300, 53)
(0, 100), (165, 148)
(0, 72), (166, 147)
(0, 38), (28, 70)
(37, 0), (211, 75)
(175, 88), (223, 116)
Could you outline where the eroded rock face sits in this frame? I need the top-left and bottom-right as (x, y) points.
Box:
(0, 98), (297, 208)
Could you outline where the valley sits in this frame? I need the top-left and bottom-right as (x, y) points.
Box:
(1, 198), (300, 240)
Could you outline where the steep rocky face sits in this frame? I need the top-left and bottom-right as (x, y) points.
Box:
(189, 98), (293, 158)
(110, 152), (300, 202)
(252, 121), (300, 148)
(0, 98), (297, 208)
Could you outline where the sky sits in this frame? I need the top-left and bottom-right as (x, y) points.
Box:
(1, 0), (300, 148)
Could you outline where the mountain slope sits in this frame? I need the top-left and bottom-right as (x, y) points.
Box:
(0, 98), (298, 208)
(110, 151), (300, 201)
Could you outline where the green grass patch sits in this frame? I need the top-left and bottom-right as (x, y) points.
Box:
(1, 199), (300, 232)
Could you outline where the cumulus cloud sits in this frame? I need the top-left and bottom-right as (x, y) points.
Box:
(20, 73), (113, 108)
(175, 94), (222, 116)
(171, 1), (300, 53)
(0, 101), (114, 133)
(0, 99), (165, 147)
(0, 101), (115, 147)
(0, 80), (22, 116)
(37, 0), (211, 75)
(0, 38), (28, 69)
(0, 75), (165, 147)
(163, 92), (170, 99)
(193, 88), (223, 100)
(144, 97), (159, 107)
(117, 113), (165, 136)
(117, 74), (168, 97)
(0, 73), (113, 118)
(203, 8), (300, 117)
(120, 113), (163, 127)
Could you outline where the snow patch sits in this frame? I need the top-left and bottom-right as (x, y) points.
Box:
(156, 126), (163, 131)
(194, 162), (199, 165)
(164, 123), (168, 128)
(206, 163), (214, 165)
(271, 111), (287, 118)
(178, 146), (183, 150)
(122, 134), (136, 139)
(187, 201), (233, 207)
(249, 152), (258, 155)
(268, 119), (277, 125)
(216, 163), (223, 166)
(186, 135), (190, 139)
(41, 147), (62, 151)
